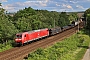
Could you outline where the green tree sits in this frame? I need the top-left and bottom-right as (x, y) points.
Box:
(86, 14), (90, 29)
(58, 12), (70, 27)
(84, 8), (90, 29)
(13, 7), (37, 32)
(84, 8), (90, 16)
(0, 3), (18, 43)
(68, 12), (77, 23)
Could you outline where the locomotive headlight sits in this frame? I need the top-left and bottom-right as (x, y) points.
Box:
(15, 39), (22, 40)
(18, 39), (22, 40)
(15, 39), (18, 40)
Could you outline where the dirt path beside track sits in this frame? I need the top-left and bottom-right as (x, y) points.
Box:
(82, 44), (90, 60)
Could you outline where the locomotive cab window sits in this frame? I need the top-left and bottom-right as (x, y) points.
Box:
(24, 35), (26, 37)
(16, 34), (22, 38)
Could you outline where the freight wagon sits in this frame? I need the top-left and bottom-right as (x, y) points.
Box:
(72, 21), (80, 26)
(49, 27), (62, 35)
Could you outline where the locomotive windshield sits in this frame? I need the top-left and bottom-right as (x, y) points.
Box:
(16, 34), (22, 38)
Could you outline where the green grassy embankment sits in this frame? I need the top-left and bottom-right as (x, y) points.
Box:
(27, 29), (90, 60)
(0, 40), (14, 52)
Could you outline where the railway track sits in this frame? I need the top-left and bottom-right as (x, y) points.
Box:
(0, 26), (78, 60)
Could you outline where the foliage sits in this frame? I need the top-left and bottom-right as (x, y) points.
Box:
(0, 40), (13, 52)
(84, 8), (90, 29)
(68, 12), (78, 23)
(0, 3), (18, 43)
(27, 30), (90, 60)
(84, 8), (90, 16)
(13, 7), (77, 32)
(58, 12), (70, 27)
(86, 14), (90, 29)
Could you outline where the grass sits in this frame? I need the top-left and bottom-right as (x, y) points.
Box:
(0, 40), (14, 52)
(27, 29), (90, 60)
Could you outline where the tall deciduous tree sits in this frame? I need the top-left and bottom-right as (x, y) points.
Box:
(84, 8), (90, 29)
(58, 12), (70, 27)
(68, 12), (77, 23)
(0, 3), (18, 43)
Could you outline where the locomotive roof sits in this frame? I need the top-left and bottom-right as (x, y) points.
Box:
(28, 30), (40, 33)
(62, 26), (69, 28)
(28, 28), (48, 33)
(49, 26), (61, 30)
(16, 28), (48, 34)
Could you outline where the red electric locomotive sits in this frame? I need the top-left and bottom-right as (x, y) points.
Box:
(15, 28), (49, 45)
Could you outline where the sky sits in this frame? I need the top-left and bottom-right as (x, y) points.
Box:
(0, 0), (90, 12)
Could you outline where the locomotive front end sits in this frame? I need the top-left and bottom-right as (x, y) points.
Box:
(15, 34), (22, 45)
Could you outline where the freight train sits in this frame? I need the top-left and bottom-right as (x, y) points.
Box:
(15, 20), (84, 46)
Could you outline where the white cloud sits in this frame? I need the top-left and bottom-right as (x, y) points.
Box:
(37, 0), (49, 7)
(18, 0), (49, 7)
(1, 0), (49, 12)
(62, 4), (73, 9)
(87, 0), (90, 1)
(0, 0), (7, 2)
(39, 1), (47, 7)
(1, 0), (89, 12)
(67, 5), (72, 9)
(56, 4), (60, 6)
(1, 4), (18, 12)
(70, 1), (78, 4)
(76, 5), (84, 9)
